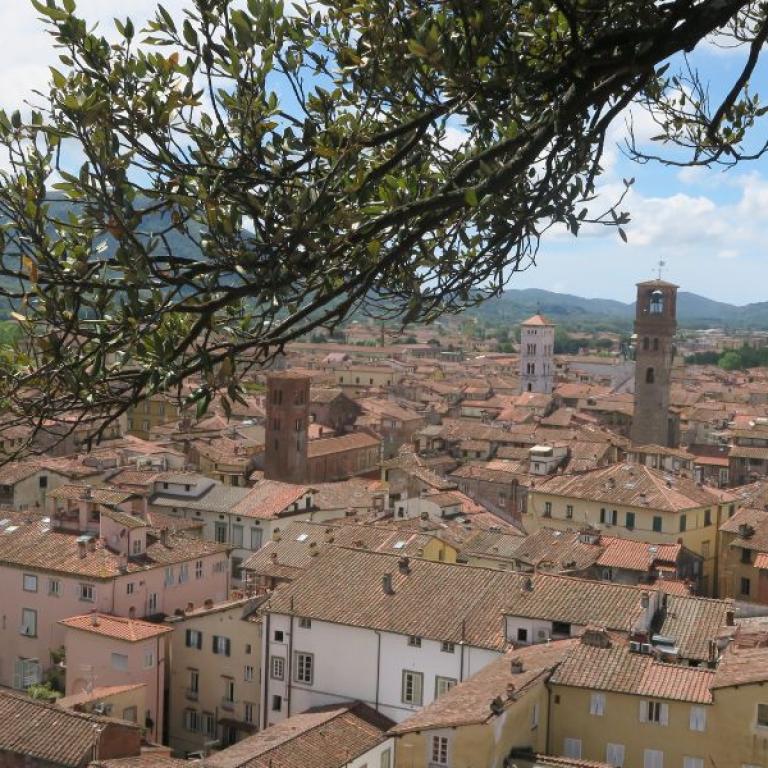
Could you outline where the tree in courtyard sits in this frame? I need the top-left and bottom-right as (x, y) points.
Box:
(0, 0), (766, 450)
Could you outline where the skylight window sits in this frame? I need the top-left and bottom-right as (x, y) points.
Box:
(393, 541), (407, 549)
(4, 526), (18, 533)
(296, 533), (308, 542)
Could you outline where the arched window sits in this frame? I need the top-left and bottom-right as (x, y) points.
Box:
(646, 367), (655, 384)
(643, 337), (650, 351)
(527, 383), (533, 392)
(649, 290), (664, 314)
(653, 338), (659, 351)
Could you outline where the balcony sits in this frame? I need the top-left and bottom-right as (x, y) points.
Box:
(185, 688), (199, 701)
(221, 698), (235, 712)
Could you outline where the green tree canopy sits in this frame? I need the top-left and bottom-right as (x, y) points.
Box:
(0, 0), (764, 450)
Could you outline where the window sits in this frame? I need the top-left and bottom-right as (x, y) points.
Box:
(679, 515), (687, 533)
(111, 653), (129, 671)
(563, 739), (582, 759)
(213, 635), (231, 656)
(757, 702), (768, 727)
(250, 528), (263, 550)
(600, 508), (606, 523)
(689, 706), (706, 732)
(652, 516), (662, 533)
(185, 629), (203, 650)
(78, 583), (95, 602)
(544, 501), (552, 517)
(441, 641), (455, 653)
(123, 706), (138, 722)
(435, 676), (456, 697)
(148, 592), (158, 612)
(702, 540), (710, 558)
(606, 743), (625, 767)
(271, 695), (282, 712)
(683, 759), (703, 768)
(188, 669), (199, 695)
(294, 652), (314, 685)
(231, 524), (244, 547)
(742, 547), (752, 564)
(231, 557), (243, 580)
(299, 617), (312, 629)
(643, 749), (664, 768)
(223, 677), (235, 703)
(531, 701), (540, 729)
(741, 577), (751, 596)
(646, 367), (655, 384)
(431, 735), (449, 765)
(164, 566), (174, 586)
(183, 709), (200, 732)
(270, 656), (285, 680)
(23, 574), (37, 592)
(214, 522), (227, 543)
(244, 702), (254, 724)
(274, 630), (284, 642)
(48, 578), (60, 597)
(20, 608), (37, 637)
(704, 509), (712, 526)
(552, 621), (571, 637)
(195, 560), (203, 579)
(144, 651), (154, 668)
(178, 564), (188, 584)
(626, 511), (635, 530)
(640, 700), (668, 725)
(13, 659), (41, 690)
(126, 582), (135, 595)
(401, 670), (423, 705)
(380, 748), (392, 768)
(131, 539), (142, 555)
(407, 635), (421, 648)
(566, 504), (573, 519)
(643, 336), (650, 351)
(244, 665), (254, 682)
(39, 475), (48, 489)
(213, 560), (226, 573)
(517, 627), (528, 642)
(590, 692), (605, 716)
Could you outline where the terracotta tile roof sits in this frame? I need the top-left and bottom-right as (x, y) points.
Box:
(151, 481), (250, 514)
(389, 640), (577, 734)
(0, 520), (227, 580)
(729, 445), (768, 460)
(0, 689), (139, 767)
(550, 640), (714, 703)
(100, 507), (147, 530)
(712, 637), (768, 689)
(60, 613), (173, 642)
(596, 538), (681, 572)
(49, 484), (137, 505)
(266, 548), (657, 650)
(460, 529), (527, 561)
(720, 507), (768, 552)
(521, 313), (554, 326)
(657, 594), (732, 662)
(205, 702), (393, 768)
(90, 757), (190, 767)
(537, 463), (720, 512)
(229, 480), (312, 520)
(507, 752), (613, 768)
(307, 431), (381, 458)
(507, 529), (602, 571)
(311, 479), (381, 511)
(58, 683), (146, 709)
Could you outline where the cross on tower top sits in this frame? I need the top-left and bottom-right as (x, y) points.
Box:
(656, 258), (666, 281)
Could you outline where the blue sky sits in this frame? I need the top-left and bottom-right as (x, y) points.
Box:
(1, 3), (767, 304)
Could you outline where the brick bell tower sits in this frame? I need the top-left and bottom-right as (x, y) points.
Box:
(631, 279), (679, 448)
(264, 372), (310, 483)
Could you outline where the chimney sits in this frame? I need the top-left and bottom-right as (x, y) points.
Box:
(273, 529), (282, 542)
(398, 556), (410, 574)
(91, 613), (100, 627)
(87, 538), (97, 553)
(510, 657), (524, 674)
(78, 540), (87, 559)
(726, 609), (735, 627)
(160, 528), (171, 547)
(640, 591), (650, 609)
(324, 528), (335, 543)
(81, 486), (93, 500)
(270, 551), (279, 563)
(506, 682), (516, 699)
(204, 598), (214, 609)
(382, 573), (395, 595)
(521, 576), (533, 593)
(309, 542), (319, 557)
(186, 602), (194, 613)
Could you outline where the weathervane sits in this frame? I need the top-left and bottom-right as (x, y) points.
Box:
(656, 258), (666, 281)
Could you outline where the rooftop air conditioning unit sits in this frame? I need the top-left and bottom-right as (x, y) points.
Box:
(641, 643), (653, 654)
(629, 641), (641, 653)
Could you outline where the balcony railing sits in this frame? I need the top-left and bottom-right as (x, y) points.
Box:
(221, 698), (235, 712)
(185, 688), (199, 701)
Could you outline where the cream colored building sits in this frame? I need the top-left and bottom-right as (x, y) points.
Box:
(167, 597), (265, 756)
(527, 463), (727, 595)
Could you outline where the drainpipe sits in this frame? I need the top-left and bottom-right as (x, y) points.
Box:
(262, 612), (271, 730)
(374, 630), (381, 711)
(286, 611), (295, 717)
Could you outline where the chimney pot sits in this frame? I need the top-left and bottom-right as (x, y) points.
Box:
(726, 609), (735, 627)
(398, 556), (410, 574)
(382, 573), (395, 595)
(270, 551), (278, 562)
(78, 540), (87, 558)
(204, 598), (214, 609)
(91, 613), (99, 627)
(510, 658), (524, 674)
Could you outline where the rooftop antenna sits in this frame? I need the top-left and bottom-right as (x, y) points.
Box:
(656, 258), (666, 281)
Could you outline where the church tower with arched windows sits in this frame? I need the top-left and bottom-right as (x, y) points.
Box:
(519, 314), (555, 395)
(631, 279), (678, 447)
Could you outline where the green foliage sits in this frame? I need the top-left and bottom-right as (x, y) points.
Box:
(687, 345), (768, 370)
(27, 683), (61, 702)
(0, 0), (761, 446)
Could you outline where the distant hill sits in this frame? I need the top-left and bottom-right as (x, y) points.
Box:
(471, 288), (768, 331)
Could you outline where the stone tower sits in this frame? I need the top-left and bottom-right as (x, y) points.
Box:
(519, 314), (555, 394)
(264, 371), (310, 483)
(631, 279), (678, 448)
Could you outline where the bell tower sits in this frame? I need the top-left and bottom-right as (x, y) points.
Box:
(631, 279), (678, 447)
(264, 372), (310, 483)
(519, 314), (555, 395)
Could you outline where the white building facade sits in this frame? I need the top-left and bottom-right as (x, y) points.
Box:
(519, 314), (555, 394)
